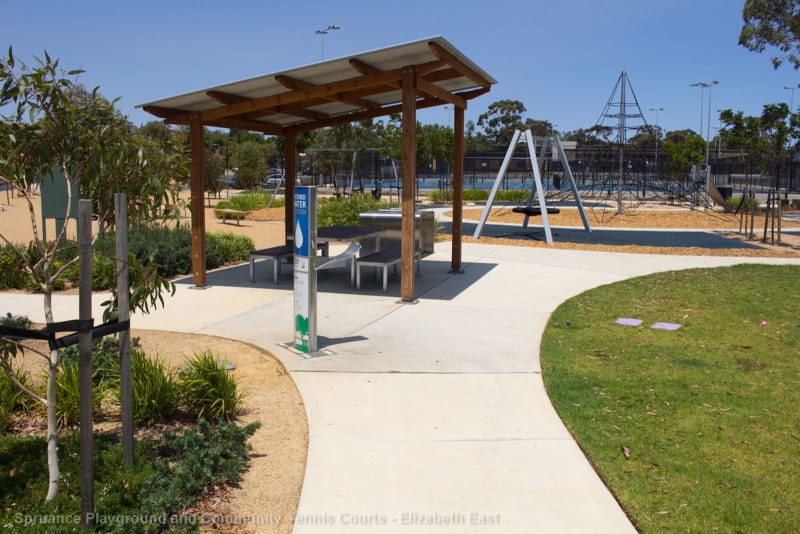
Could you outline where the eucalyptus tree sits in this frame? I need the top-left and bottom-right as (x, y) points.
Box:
(719, 103), (798, 185)
(231, 140), (271, 189)
(739, 0), (800, 70)
(0, 49), (180, 502)
(476, 99), (553, 146)
(661, 129), (706, 181)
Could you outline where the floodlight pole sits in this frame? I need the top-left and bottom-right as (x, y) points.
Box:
(315, 24), (340, 60)
(691, 80), (718, 211)
(785, 83), (799, 112)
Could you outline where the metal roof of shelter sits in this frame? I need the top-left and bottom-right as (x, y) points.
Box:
(138, 36), (496, 134)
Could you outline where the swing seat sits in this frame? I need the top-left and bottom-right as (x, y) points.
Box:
(512, 206), (561, 216)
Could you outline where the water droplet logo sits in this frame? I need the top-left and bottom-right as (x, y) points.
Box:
(295, 220), (304, 250)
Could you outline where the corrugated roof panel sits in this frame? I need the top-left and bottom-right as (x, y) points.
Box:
(138, 36), (495, 129)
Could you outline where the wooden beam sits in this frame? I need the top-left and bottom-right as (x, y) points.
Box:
(207, 90), (249, 104)
(451, 106), (465, 272)
(428, 41), (492, 89)
(189, 116), (207, 287)
(142, 105), (183, 119)
(400, 66), (416, 302)
(205, 117), (285, 136)
(289, 95), (446, 133)
(348, 58), (382, 76)
(416, 77), (467, 109)
(275, 74), (381, 111)
(421, 68), (462, 84)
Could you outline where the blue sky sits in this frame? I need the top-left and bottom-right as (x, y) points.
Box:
(4, 0), (798, 137)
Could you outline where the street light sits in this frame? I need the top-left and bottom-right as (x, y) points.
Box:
(690, 82), (708, 136)
(706, 81), (719, 166)
(785, 83), (800, 112)
(648, 107), (663, 176)
(315, 24), (340, 60)
(691, 80), (719, 211)
(715, 109), (724, 163)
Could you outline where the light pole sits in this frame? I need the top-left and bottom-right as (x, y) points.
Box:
(690, 82), (707, 136)
(705, 81), (718, 166)
(691, 80), (718, 211)
(785, 83), (800, 112)
(648, 107), (663, 176)
(315, 24), (340, 60)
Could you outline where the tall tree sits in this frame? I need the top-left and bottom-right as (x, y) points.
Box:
(476, 99), (553, 146)
(204, 135), (226, 196)
(719, 103), (798, 184)
(231, 140), (272, 188)
(661, 129), (706, 181)
(739, 0), (800, 69)
(0, 49), (177, 502)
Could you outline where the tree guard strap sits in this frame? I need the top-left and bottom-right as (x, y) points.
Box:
(0, 319), (130, 351)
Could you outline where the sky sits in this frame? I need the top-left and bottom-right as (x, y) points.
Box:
(3, 0), (799, 138)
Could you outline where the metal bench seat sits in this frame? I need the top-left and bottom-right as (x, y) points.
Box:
(356, 246), (421, 292)
(249, 244), (294, 284)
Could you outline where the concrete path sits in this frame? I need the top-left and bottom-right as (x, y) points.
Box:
(3, 243), (798, 533)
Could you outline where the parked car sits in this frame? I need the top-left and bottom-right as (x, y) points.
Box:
(262, 170), (284, 188)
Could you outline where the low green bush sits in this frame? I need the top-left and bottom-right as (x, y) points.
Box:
(317, 194), (395, 226)
(59, 336), (139, 386)
(52, 362), (108, 427)
(125, 350), (181, 425)
(730, 194), (760, 211)
(426, 188), (528, 203)
(1, 421), (259, 531)
(138, 419), (260, 525)
(179, 351), (244, 421)
(0, 366), (34, 432)
(216, 192), (284, 212)
(208, 232), (254, 263)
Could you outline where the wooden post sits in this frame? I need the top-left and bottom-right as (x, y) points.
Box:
(189, 116), (207, 286)
(451, 106), (465, 273)
(78, 199), (94, 530)
(115, 193), (134, 467)
(401, 67), (417, 302)
(284, 130), (296, 245)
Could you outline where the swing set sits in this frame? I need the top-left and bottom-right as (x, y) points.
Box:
(472, 129), (592, 244)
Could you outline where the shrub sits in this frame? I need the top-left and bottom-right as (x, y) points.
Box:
(178, 351), (244, 421)
(1, 422), (259, 531)
(216, 192), (284, 212)
(59, 336), (140, 387)
(208, 232), (254, 263)
(0, 366), (34, 432)
(730, 194), (760, 211)
(53, 362), (108, 427)
(427, 188), (528, 204)
(1, 312), (32, 331)
(317, 194), (393, 226)
(138, 419), (260, 525)
(124, 350), (181, 425)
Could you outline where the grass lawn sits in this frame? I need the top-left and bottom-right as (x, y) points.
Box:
(541, 264), (800, 532)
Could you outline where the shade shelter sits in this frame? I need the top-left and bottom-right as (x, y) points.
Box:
(139, 36), (495, 301)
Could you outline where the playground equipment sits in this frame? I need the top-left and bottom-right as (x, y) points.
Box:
(595, 71), (649, 214)
(472, 130), (591, 244)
